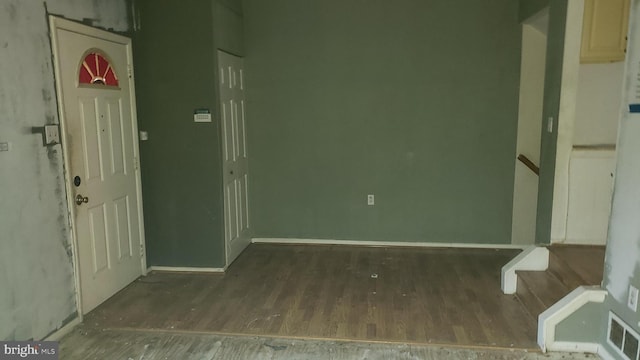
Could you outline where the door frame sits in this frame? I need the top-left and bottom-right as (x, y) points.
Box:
(511, 9), (548, 246)
(49, 16), (147, 318)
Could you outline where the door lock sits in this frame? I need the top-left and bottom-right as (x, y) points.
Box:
(75, 194), (89, 205)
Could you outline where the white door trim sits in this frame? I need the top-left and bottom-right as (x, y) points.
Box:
(49, 16), (147, 318)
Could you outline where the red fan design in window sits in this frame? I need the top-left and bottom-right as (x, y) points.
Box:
(79, 52), (119, 87)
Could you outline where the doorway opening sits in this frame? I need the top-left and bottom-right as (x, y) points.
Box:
(511, 8), (549, 246)
(50, 16), (146, 315)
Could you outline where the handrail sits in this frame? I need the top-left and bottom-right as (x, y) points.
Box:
(517, 154), (540, 176)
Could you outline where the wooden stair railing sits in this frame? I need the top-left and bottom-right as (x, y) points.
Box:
(517, 154), (540, 176)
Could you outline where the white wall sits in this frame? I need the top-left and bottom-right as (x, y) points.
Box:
(565, 149), (615, 245)
(550, 0), (583, 244)
(551, 1), (622, 245)
(512, 22), (546, 245)
(574, 62), (625, 145)
(564, 60), (624, 246)
(0, 0), (128, 341)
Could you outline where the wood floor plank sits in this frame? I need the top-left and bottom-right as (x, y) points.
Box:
(518, 270), (571, 309)
(549, 245), (605, 285)
(86, 244), (539, 349)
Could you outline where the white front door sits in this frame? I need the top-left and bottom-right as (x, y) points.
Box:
(50, 18), (145, 314)
(218, 51), (251, 266)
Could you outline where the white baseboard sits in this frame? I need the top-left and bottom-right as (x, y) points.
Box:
(252, 238), (527, 250)
(544, 339), (616, 360)
(538, 286), (607, 352)
(501, 246), (549, 294)
(43, 317), (81, 341)
(148, 266), (225, 273)
(548, 341), (599, 353)
(597, 345), (616, 360)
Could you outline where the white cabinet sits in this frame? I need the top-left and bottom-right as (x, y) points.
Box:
(581, 0), (630, 63)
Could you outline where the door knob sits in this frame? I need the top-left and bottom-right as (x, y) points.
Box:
(75, 194), (89, 205)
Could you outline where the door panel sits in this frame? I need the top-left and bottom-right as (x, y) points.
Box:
(107, 99), (126, 175)
(114, 195), (132, 260)
(88, 204), (109, 273)
(79, 98), (102, 181)
(243, 174), (250, 229)
(239, 100), (247, 157)
(52, 20), (144, 314)
(219, 51), (251, 266)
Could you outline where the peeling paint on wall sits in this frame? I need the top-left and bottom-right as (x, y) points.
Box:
(0, 0), (128, 341)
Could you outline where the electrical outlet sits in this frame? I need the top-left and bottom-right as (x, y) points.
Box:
(44, 125), (60, 145)
(629, 285), (639, 312)
(367, 194), (375, 206)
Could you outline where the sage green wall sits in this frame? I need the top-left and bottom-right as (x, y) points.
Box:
(243, 0), (522, 243)
(519, 0), (549, 22)
(133, 0), (225, 267)
(554, 302), (605, 344)
(534, 1), (567, 244)
(214, 0), (244, 56)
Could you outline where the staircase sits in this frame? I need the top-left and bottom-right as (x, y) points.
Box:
(515, 245), (605, 320)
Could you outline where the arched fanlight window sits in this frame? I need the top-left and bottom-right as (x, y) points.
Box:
(79, 51), (119, 87)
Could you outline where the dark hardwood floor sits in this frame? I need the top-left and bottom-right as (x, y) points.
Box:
(58, 326), (598, 360)
(515, 245), (605, 319)
(86, 244), (539, 349)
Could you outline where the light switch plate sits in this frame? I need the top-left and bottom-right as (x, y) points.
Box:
(44, 125), (60, 145)
(0, 142), (9, 152)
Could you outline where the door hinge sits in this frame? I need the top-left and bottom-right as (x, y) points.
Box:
(140, 244), (144, 257)
(134, 156), (140, 170)
(128, 65), (133, 79)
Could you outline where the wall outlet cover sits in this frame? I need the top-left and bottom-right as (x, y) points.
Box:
(367, 194), (375, 206)
(44, 125), (60, 145)
(628, 285), (639, 312)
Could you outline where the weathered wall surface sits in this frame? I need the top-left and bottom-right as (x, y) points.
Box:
(0, 0), (128, 341)
(599, 0), (640, 353)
